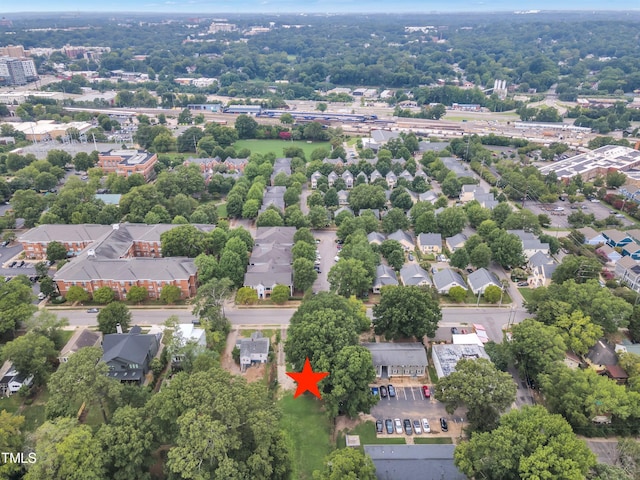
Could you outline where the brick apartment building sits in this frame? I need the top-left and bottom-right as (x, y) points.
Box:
(97, 149), (158, 181)
(19, 223), (214, 300)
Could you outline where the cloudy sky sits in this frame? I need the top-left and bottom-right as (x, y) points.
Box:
(2, 0), (638, 14)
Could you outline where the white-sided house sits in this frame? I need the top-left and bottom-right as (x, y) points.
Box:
(527, 251), (558, 288)
(578, 227), (606, 246)
(507, 230), (549, 261)
(58, 329), (102, 364)
(387, 230), (415, 251)
(445, 233), (467, 253)
(433, 268), (467, 294)
(0, 364), (34, 397)
(466, 268), (501, 295)
(400, 264), (432, 287)
(337, 189), (349, 206)
(417, 233), (442, 254)
(171, 323), (207, 367)
(237, 331), (270, 372)
(370, 169), (382, 183)
(578, 227), (607, 245)
(386, 171), (397, 188)
(310, 171), (323, 189)
(367, 231), (387, 245)
(615, 256), (640, 293)
(373, 264), (398, 293)
(342, 170), (354, 188)
(327, 171), (338, 187)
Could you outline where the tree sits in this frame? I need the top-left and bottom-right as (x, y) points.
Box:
(93, 286), (115, 305)
(235, 114), (258, 138)
(313, 447), (376, 480)
(347, 184), (386, 211)
(483, 285), (502, 303)
(555, 310), (603, 355)
(35, 172), (58, 192)
(65, 285), (90, 303)
(160, 225), (206, 258)
(24, 309), (69, 350)
(437, 207), (467, 238)
(126, 286), (148, 304)
(0, 410), (26, 478)
(490, 231), (525, 268)
(46, 240), (68, 262)
(1, 332), (56, 386)
(26, 417), (107, 480)
(510, 318), (566, 380)
(191, 278), (234, 332)
(160, 285), (182, 304)
(46, 149), (73, 168)
(148, 367), (292, 479)
(39, 275), (57, 298)
(0, 279), (37, 335)
(450, 248), (470, 269)
(308, 205), (330, 229)
(268, 285), (289, 304)
(448, 286), (467, 302)
(97, 406), (154, 480)
(256, 209), (284, 227)
(292, 240), (316, 262)
(552, 254), (601, 284)
(328, 258), (372, 298)
(436, 358), (516, 432)
(236, 286), (259, 305)
(373, 286), (441, 339)
(217, 250), (246, 287)
(454, 406), (596, 480)
(73, 151), (96, 171)
(293, 258), (318, 292)
(97, 302), (131, 334)
(381, 208), (410, 234)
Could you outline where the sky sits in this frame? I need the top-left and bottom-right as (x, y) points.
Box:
(1, 0), (639, 14)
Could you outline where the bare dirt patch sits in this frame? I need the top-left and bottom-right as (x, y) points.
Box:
(243, 363), (266, 383)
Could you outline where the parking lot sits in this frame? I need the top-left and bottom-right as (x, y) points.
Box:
(526, 198), (635, 229)
(370, 383), (460, 437)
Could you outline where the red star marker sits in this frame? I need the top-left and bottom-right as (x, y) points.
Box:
(287, 357), (329, 399)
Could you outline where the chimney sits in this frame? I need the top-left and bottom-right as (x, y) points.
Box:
(112, 224), (120, 230)
(116, 323), (123, 334)
(87, 249), (95, 259)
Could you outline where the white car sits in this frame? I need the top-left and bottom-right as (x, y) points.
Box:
(334, 256), (340, 262)
(591, 199), (600, 203)
(394, 418), (403, 434)
(422, 418), (431, 433)
(413, 419), (422, 435)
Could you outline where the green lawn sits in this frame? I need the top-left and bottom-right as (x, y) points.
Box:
(414, 437), (453, 444)
(217, 203), (228, 219)
(0, 394), (21, 414)
(59, 329), (74, 347)
(234, 139), (331, 158)
(518, 287), (535, 305)
(279, 393), (333, 480)
(337, 421), (406, 448)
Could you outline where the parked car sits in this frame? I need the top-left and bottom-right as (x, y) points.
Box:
(385, 419), (394, 434)
(387, 384), (396, 397)
(315, 239), (321, 244)
(440, 417), (448, 432)
(466, 268), (474, 273)
(37, 292), (46, 300)
(408, 253), (414, 261)
(376, 420), (383, 433)
(422, 418), (431, 433)
(0, 240), (9, 247)
(371, 387), (379, 396)
(86, 308), (99, 313)
(422, 385), (431, 398)
(517, 281), (529, 287)
(9, 261), (16, 268)
(403, 419), (413, 435)
(394, 418), (403, 434)
(380, 385), (388, 398)
(413, 419), (422, 435)
(334, 256), (340, 262)
(17, 260), (25, 267)
(431, 267), (437, 274)
(451, 327), (459, 335)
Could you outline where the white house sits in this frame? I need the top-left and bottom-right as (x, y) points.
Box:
(237, 331), (270, 372)
(0, 364), (33, 397)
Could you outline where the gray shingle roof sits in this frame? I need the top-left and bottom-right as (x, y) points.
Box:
(55, 257), (197, 282)
(445, 233), (467, 249)
(364, 445), (466, 480)
(254, 227), (296, 245)
(466, 268), (501, 294)
(433, 268), (466, 292)
(363, 343), (428, 367)
(418, 233), (442, 247)
(400, 264), (432, 286)
(19, 224), (113, 243)
(102, 328), (159, 366)
(244, 262), (292, 288)
(373, 264), (398, 288)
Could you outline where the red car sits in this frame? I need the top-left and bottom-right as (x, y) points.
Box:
(422, 385), (431, 398)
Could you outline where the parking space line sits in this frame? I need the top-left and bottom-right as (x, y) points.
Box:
(402, 388), (407, 401)
(411, 387), (416, 401)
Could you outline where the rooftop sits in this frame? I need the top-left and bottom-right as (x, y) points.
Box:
(432, 343), (489, 377)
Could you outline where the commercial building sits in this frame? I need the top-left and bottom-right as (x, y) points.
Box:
(0, 56), (37, 85)
(97, 149), (158, 181)
(539, 145), (640, 182)
(431, 343), (490, 378)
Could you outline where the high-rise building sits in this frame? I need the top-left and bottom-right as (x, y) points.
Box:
(0, 56), (37, 85)
(0, 45), (25, 57)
